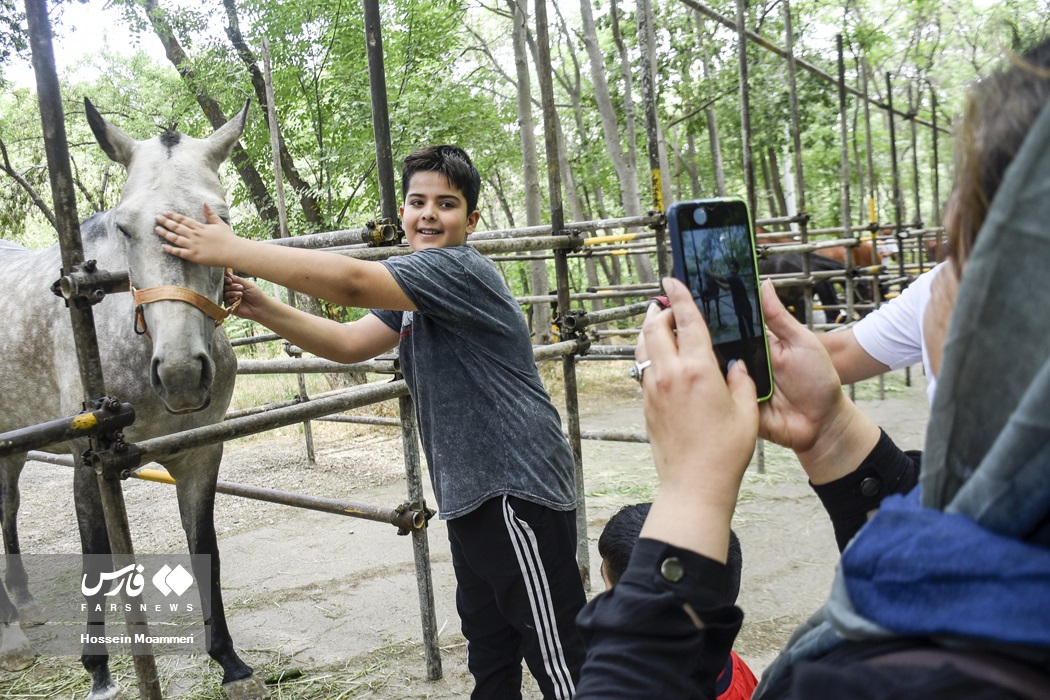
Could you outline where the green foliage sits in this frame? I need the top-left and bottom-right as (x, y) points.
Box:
(3, 0), (1048, 260)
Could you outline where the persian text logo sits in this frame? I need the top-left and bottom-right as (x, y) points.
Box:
(81, 563), (194, 598)
(82, 564), (145, 597)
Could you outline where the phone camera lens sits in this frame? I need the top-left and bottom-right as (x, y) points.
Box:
(693, 207), (708, 226)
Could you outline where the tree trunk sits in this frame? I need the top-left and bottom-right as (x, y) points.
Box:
(221, 0), (322, 228)
(580, 0), (655, 282)
(692, 13), (727, 197)
(760, 150), (778, 219)
(686, 131), (703, 196)
(509, 0), (552, 343)
(142, 0), (277, 227)
(767, 147), (788, 218)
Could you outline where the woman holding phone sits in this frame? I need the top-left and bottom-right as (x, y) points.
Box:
(574, 36), (1050, 700)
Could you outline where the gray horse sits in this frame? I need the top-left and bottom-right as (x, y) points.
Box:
(0, 100), (268, 699)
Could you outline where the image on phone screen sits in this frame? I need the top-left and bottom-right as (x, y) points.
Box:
(669, 199), (773, 400)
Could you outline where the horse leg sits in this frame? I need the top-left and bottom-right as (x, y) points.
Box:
(168, 447), (269, 700)
(73, 457), (120, 700)
(814, 281), (843, 324)
(0, 455), (43, 627)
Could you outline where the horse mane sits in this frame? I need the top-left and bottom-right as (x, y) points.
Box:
(159, 130), (181, 154)
(79, 212), (108, 242)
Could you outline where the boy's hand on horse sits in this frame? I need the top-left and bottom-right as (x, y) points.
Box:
(156, 203), (242, 267)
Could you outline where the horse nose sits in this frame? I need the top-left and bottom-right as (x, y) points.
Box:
(150, 351), (215, 414)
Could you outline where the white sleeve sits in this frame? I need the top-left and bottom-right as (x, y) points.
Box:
(852, 264), (943, 370)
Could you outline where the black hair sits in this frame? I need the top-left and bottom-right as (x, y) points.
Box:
(400, 145), (482, 214)
(598, 502), (743, 605)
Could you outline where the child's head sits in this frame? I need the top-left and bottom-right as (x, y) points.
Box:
(398, 145), (482, 251)
(401, 145), (481, 214)
(598, 502), (742, 605)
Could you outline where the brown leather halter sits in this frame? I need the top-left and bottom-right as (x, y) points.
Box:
(132, 271), (241, 336)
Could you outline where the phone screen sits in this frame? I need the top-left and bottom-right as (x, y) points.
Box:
(667, 198), (773, 401)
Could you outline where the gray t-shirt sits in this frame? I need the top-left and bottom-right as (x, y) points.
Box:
(372, 246), (576, 519)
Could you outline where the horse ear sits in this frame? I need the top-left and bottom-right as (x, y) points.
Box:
(204, 100), (250, 169)
(84, 97), (136, 167)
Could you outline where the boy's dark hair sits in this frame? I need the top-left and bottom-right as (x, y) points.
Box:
(598, 502), (743, 604)
(400, 145), (482, 214)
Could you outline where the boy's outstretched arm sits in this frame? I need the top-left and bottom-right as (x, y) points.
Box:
(155, 204), (415, 312)
(225, 273), (399, 364)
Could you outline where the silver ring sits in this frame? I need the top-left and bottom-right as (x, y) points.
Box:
(629, 360), (652, 384)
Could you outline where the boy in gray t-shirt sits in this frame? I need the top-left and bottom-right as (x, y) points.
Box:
(154, 145), (586, 699)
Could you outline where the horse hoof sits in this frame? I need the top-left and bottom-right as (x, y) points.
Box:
(0, 650), (35, 672)
(86, 683), (121, 700)
(0, 625), (36, 671)
(16, 601), (44, 627)
(223, 675), (271, 700)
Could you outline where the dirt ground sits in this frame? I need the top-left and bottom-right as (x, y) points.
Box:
(4, 362), (930, 698)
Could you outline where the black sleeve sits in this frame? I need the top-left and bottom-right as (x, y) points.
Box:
(575, 538), (743, 699)
(810, 429), (921, 552)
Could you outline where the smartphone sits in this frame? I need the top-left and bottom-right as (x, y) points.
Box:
(667, 198), (773, 401)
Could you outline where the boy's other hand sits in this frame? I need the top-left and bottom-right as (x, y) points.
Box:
(155, 203), (240, 267)
(224, 272), (269, 322)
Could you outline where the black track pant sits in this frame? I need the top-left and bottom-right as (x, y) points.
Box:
(447, 495), (587, 699)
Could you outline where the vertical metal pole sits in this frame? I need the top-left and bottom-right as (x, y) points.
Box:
(398, 395), (442, 680)
(886, 73), (905, 281)
(861, 58), (884, 399)
(262, 39), (315, 465)
(931, 90), (942, 254)
(783, 1), (812, 328)
(363, 0), (399, 222)
(735, 0), (756, 216)
(887, 73), (910, 389)
(23, 1), (162, 697)
(862, 58), (877, 229)
(909, 83), (922, 253)
(534, 0), (590, 588)
(638, 0), (669, 278)
(836, 35), (855, 323)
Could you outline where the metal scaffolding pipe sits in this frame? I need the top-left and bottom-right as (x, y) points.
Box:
(759, 238), (860, 256)
(137, 467), (423, 532)
(515, 290), (655, 305)
(136, 380), (409, 463)
(263, 214), (663, 250)
(561, 301), (651, 334)
(315, 415), (401, 427)
(580, 430), (649, 444)
(0, 401), (135, 458)
(25, 0), (163, 693)
(23, 456), (425, 533)
(236, 358), (398, 375)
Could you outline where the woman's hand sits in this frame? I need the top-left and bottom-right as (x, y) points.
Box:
(758, 281), (881, 483)
(635, 277), (757, 559)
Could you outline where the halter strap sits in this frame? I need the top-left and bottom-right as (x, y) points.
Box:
(131, 269), (241, 336)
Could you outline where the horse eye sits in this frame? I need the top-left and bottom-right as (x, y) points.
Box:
(117, 226), (132, 239)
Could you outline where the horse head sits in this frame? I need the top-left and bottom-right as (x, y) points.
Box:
(84, 98), (249, 414)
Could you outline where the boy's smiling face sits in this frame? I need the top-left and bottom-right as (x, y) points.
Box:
(400, 171), (480, 252)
